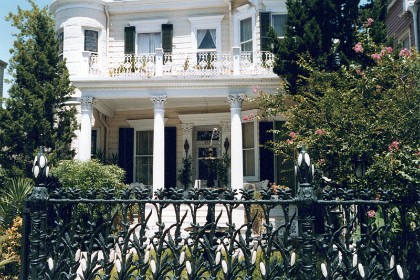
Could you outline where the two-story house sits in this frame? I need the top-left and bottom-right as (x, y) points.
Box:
(50, 0), (289, 195)
(386, 0), (419, 51)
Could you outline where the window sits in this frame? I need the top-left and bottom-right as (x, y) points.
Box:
(84, 30), (98, 53)
(91, 129), (98, 157)
(240, 18), (253, 52)
(399, 30), (411, 49)
(138, 32), (161, 54)
(272, 14), (287, 37)
(57, 30), (64, 60)
(242, 122), (256, 178)
(135, 131), (153, 185)
(197, 29), (216, 50)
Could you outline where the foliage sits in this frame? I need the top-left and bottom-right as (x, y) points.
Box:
(51, 160), (127, 192)
(358, 0), (390, 46)
(216, 153), (230, 188)
(271, 0), (359, 93)
(255, 22), (420, 202)
(95, 149), (119, 165)
(0, 177), (33, 227)
(177, 156), (192, 190)
(0, 216), (22, 279)
(0, 0), (77, 178)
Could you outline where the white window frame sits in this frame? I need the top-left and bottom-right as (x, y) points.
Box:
(233, 5), (256, 52)
(83, 28), (100, 53)
(242, 109), (259, 182)
(271, 13), (288, 38)
(129, 19), (169, 54)
(398, 29), (411, 49)
(189, 15), (224, 52)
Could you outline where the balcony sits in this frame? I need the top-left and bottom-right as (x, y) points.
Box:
(88, 47), (275, 78)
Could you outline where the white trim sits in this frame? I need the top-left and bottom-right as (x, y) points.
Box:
(129, 19), (169, 33)
(233, 5), (256, 51)
(127, 119), (168, 130)
(179, 112), (230, 126)
(189, 15), (224, 52)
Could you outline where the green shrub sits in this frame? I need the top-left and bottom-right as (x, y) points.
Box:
(51, 159), (126, 191)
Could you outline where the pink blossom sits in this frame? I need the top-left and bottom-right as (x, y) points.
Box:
(367, 210), (376, 218)
(356, 69), (361, 75)
(315, 129), (326, 135)
(289, 131), (297, 139)
(318, 159), (326, 165)
(386, 47), (393, 54)
(249, 113), (255, 119)
(353, 42), (363, 53)
(399, 48), (410, 58)
(371, 53), (381, 60)
(252, 85), (259, 94)
(388, 141), (400, 152)
(243, 115), (249, 121)
(286, 139), (294, 145)
(367, 18), (374, 27)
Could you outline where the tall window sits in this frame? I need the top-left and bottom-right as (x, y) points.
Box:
(137, 32), (161, 54)
(84, 30), (98, 53)
(135, 131), (153, 185)
(272, 14), (287, 37)
(57, 30), (64, 60)
(197, 29), (216, 50)
(240, 18), (253, 52)
(242, 122), (256, 177)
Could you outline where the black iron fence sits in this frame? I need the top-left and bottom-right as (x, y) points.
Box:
(20, 149), (419, 280)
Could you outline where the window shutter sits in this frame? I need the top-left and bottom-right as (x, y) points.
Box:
(165, 127), (177, 188)
(119, 128), (134, 184)
(124, 26), (136, 54)
(260, 12), (271, 51)
(162, 24), (173, 53)
(259, 122), (274, 182)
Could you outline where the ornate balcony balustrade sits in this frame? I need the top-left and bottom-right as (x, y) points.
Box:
(88, 48), (275, 78)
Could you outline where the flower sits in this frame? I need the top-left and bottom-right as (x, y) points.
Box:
(367, 210), (376, 218)
(367, 18), (374, 26)
(399, 48), (410, 58)
(386, 47), (393, 53)
(371, 53), (381, 60)
(353, 42), (363, 53)
(315, 129), (326, 135)
(289, 131), (297, 139)
(243, 115), (249, 121)
(388, 141), (400, 152)
(252, 85), (259, 94)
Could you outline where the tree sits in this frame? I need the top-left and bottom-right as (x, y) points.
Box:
(0, 0), (77, 178)
(271, 0), (360, 93)
(358, 0), (389, 46)
(256, 23), (420, 202)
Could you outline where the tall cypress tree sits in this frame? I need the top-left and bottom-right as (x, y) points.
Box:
(271, 0), (359, 93)
(0, 0), (77, 177)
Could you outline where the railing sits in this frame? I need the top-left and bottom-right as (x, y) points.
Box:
(88, 48), (275, 78)
(20, 149), (419, 280)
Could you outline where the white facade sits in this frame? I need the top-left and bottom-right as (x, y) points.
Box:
(50, 0), (290, 194)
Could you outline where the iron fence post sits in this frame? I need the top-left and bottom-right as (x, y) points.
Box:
(26, 146), (50, 279)
(295, 147), (317, 280)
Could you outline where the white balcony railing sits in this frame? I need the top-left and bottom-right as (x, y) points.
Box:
(88, 47), (275, 78)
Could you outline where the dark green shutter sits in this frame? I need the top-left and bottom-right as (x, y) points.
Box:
(259, 122), (274, 182)
(119, 128), (134, 184)
(165, 127), (177, 189)
(162, 24), (173, 53)
(124, 26), (136, 54)
(260, 12), (271, 51)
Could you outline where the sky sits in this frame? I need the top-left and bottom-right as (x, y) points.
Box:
(0, 0), (370, 99)
(0, 0), (52, 98)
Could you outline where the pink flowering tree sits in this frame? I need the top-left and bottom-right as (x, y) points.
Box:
(253, 21), (419, 202)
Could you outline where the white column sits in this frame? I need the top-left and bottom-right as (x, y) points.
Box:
(228, 94), (244, 192)
(79, 97), (94, 161)
(151, 95), (167, 194)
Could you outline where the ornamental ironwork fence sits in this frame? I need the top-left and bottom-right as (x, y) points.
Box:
(20, 149), (419, 280)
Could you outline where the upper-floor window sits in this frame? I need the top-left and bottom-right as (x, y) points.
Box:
(272, 14), (287, 37)
(126, 19), (172, 55)
(138, 32), (162, 54)
(240, 18), (253, 52)
(198, 29), (216, 50)
(84, 30), (98, 53)
(57, 30), (64, 60)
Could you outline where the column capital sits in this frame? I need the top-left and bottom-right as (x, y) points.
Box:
(181, 123), (194, 136)
(227, 94), (244, 109)
(151, 95), (167, 110)
(79, 97), (94, 111)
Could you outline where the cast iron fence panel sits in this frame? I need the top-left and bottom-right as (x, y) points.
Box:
(21, 148), (419, 279)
